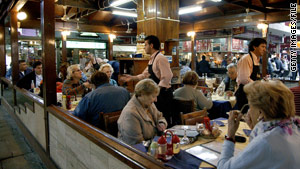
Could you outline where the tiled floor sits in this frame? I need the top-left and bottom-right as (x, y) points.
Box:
(0, 105), (47, 169)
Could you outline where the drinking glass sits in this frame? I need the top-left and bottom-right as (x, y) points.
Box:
(180, 126), (190, 145)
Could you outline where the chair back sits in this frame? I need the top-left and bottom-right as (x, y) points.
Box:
(171, 99), (194, 126)
(181, 108), (207, 125)
(198, 79), (206, 86)
(101, 110), (122, 137)
(197, 86), (213, 94)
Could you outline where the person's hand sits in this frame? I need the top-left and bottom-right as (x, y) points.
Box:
(83, 82), (91, 89)
(245, 110), (260, 129)
(157, 123), (166, 132)
(227, 110), (243, 139)
(120, 74), (133, 82)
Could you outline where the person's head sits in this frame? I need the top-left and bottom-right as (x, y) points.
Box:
(226, 63), (237, 80)
(99, 63), (114, 79)
(67, 64), (82, 80)
(135, 79), (160, 108)
(244, 80), (295, 128)
(144, 35), (160, 54)
(182, 71), (199, 86)
(202, 55), (206, 60)
(19, 60), (27, 71)
(180, 60), (187, 66)
(248, 38), (267, 56)
(33, 61), (42, 75)
(91, 71), (109, 88)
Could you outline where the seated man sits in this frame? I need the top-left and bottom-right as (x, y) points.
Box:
(6, 60), (32, 80)
(16, 61), (42, 91)
(73, 72), (130, 128)
(216, 63), (237, 95)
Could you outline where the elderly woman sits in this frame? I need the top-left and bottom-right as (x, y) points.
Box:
(99, 63), (118, 86)
(174, 71), (213, 110)
(62, 64), (91, 96)
(218, 80), (300, 169)
(118, 79), (167, 145)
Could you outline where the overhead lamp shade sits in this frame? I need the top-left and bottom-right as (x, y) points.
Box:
(112, 10), (137, 17)
(187, 31), (195, 37)
(17, 12), (27, 20)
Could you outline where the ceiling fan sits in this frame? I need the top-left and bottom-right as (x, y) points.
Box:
(226, 8), (253, 23)
(61, 6), (69, 21)
(113, 20), (134, 34)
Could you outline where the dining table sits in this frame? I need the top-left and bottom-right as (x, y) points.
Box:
(208, 93), (237, 119)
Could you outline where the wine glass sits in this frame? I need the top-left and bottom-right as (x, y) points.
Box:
(180, 126), (190, 145)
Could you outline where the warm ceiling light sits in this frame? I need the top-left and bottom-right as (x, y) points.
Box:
(257, 23), (268, 29)
(187, 31), (196, 37)
(112, 10), (137, 17)
(110, 0), (132, 7)
(17, 12), (27, 20)
(179, 5), (202, 15)
(109, 34), (116, 42)
(211, 0), (222, 2)
(61, 30), (71, 36)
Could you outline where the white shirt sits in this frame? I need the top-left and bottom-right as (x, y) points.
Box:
(36, 74), (43, 87)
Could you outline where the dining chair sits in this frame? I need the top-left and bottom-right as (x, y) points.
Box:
(180, 108), (207, 125)
(101, 110), (122, 137)
(171, 98), (195, 127)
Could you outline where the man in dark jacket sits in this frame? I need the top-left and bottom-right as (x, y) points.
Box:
(17, 61), (43, 90)
(198, 55), (210, 77)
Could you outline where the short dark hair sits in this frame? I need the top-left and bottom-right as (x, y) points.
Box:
(91, 71), (109, 87)
(33, 61), (42, 68)
(202, 55), (206, 60)
(145, 35), (160, 50)
(248, 38), (267, 52)
(19, 60), (26, 64)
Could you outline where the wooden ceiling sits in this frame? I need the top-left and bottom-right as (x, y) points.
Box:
(0, 0), (297, 36)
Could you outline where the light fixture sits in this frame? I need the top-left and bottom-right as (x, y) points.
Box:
(110, 0), (132, 7)
(257, 23), (268, 29)
(109, 34), (116, 42)
(79, 32), (98, 37)
(61, 30), (71, 36)
(211, 0), (222, 2)
(179, 5), (202, 15)
(17, 12), (27, 20)
(112, 10), (137, 17)
(187, 31), (196, 37)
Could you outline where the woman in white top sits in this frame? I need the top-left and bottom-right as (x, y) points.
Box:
(218, 80), (300, 169)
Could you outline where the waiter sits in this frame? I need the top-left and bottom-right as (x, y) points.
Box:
(121, 35), (173, 123)
(235, 38), (267, 113)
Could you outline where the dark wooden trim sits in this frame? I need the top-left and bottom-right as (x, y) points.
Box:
(61, 35), (67, 63)
(0, 77), (13, 87)
(108, 38), (113, 61)
(3, 101), (58, 169)
(14, 85), (44, 107)
(10, 10), (19, 86)
(0, 22), (5, 77)
(191, 36), (196, 71)
(47, 105), (166, 169)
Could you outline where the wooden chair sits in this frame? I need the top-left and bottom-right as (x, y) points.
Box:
(101, 110), (122, 137)
(181, 108), (207, 125)
(172, 98), (195, 126)
(198, 79), (206, 86)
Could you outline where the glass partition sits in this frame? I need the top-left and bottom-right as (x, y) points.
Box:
(2, 81), (14, 107)
(16, 89), (34, 109)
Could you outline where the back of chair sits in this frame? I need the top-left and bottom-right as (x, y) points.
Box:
(181, 108), (207, 125)
(198, 79), (206, 86)
(197, 86), (213, 94)
(172, 99), (195, 126)
(101, 110), (122, 137)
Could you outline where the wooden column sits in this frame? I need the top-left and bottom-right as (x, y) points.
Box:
(191, 36), (196, 71)
(10, 11), (19, 85)
(61, 34), (67, 63)
(0, 21), (5, 77)
(108, 37), (113, 61)
(137, 0), (179, 67)
(262, 28), (269, 78)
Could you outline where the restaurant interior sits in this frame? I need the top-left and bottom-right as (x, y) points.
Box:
(0, 0), (299, 168)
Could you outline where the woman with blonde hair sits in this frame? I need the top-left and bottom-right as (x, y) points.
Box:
(174, 71), (213, 110)
(118, 79), (167, 145)
(62, 64), (91, 96)
(99, 63), (118, 86)
(218, 80), (300, 169)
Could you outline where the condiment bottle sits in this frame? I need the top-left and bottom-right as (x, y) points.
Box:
(66, 95), (71, 110)
(172, 134), (180, 154)
(204, 116), (212, 132)
(157, 135), (167, 161)
(150, 141), (158, 158)
(165, 130), (174, 159)
(62, 95), (67, 109)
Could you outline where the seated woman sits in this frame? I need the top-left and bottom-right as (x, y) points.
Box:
(174, 71), (213, 110)
(62, 64), (91, 96)
(99, 63), (118, 86)
(218, 80), (300, 169)
(118, 79), (167, 145)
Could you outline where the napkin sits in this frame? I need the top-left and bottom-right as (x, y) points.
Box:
(165, 150), (203, 169)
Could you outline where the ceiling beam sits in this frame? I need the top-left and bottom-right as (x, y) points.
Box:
(56, 0), (98, 10)
(224, 0), (268, 13)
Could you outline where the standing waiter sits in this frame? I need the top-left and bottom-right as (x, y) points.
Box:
(235, 38), (266, 113)
(121, 35), (173, 123)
